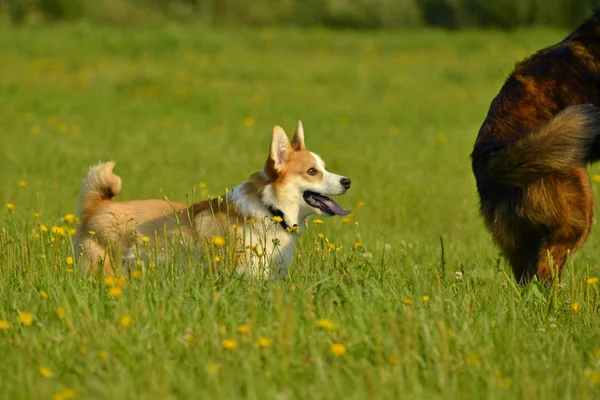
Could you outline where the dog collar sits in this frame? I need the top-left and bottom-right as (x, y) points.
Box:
(266, 205), (298, 233)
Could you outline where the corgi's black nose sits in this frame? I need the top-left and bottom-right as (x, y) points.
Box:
(340, 177), (351, 189)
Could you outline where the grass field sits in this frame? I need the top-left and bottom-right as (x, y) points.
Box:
(2, 22), (600, 399)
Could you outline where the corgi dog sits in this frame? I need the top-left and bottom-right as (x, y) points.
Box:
(73, 121), (351, 277)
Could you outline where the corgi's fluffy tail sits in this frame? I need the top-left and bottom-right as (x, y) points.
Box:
(78, 161), (122, 215)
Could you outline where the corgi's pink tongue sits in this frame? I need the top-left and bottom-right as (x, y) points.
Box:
(304, 191), (351, 216)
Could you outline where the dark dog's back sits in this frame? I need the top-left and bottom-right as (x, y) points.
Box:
(471, 9), (600, 282)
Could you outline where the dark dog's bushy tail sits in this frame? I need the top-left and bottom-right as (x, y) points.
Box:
(481, 104), (600, 187)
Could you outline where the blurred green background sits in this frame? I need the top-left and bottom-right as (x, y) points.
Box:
(3, 0), (600, 29)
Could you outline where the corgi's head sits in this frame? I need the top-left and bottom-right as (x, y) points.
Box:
(258, 121), (351, 227)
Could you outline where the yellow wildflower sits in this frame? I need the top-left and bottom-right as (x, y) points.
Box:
(437, 134), (448, 144)
(330, 343), (347, 356)
(422, 295), (430, 303)
(18, 312), (34, 326)
(108, 287), (123, 298)
(120, 315), (132, 328)
(40, 366), (53, 378)
(40, 290), (48, 299)
(403, 299), (414, 306)
(51, 388), (77, 400)
(56, 307), (65, 319)
(98, 350), (108, 360)
(221, 339), (238, 350)
(63, 214), (74, 224)
(79, 347), (86, 355)
(271, 215), (283, 223)
(357, 201), (366, 207)
(116, 276), (126, 288)
(572, 303), (581, 312)
(141, 236), (150, 244)
(244, 117), (255, 127)
(387, 354), (400, 365)
(104, 276), (115, 286)
(313, 219), (324, 225)
(6, 203), (15, 212)
(18, 180), (27, 187)
(29, 125), (40, 134)
(317, 233), (325, 240)
(593, 175), (600, 183)
(40, 225), (48, 232)
(66, 257), (73, 265)
(205, 363), (221, 376)
(237, 324), (251, 334)
(88, 230), (95, 236)
(327, 243), (336, 250)
(69, 229), (76, 236)
(130, 270), (141, 279)
(587, 277), (599, 285)
(317, 319), (335, 330)
(353, 242), (363, 250)
(34, 212), (41, 218)
(213, 236), (225, 246)
(258, 337), (273, 348)
(0, 320), (11, 330)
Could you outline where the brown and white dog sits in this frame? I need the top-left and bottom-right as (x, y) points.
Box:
(73, 121), (351, 277)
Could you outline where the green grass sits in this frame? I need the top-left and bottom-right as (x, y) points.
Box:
(2, 22), (600, 399)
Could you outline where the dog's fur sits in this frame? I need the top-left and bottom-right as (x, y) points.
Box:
(73, 122), (351, 277)
(471, 9), (600, 283)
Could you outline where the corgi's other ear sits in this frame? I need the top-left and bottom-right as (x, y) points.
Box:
(291, 120), (306, 151)
(269, 125), (293, 171)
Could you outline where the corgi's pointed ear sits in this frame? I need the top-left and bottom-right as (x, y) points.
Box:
(291, 120), (306, 151)
(269, 125), (292, 170)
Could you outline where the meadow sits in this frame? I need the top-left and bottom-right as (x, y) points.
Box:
(1, 22), (600, 399)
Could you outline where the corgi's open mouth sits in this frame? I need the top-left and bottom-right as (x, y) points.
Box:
(303, 191), (351, 216)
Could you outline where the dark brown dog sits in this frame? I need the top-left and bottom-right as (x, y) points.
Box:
(471, 9), (600, 283)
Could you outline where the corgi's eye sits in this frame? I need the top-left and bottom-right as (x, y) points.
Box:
(307, 168), (317, 176)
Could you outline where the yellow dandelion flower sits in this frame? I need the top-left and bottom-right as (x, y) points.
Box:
(593, 347), (600, 359)
(88, 230), (95, 236)
(0, 320), (11, 330)
(51, 387), (76, 400)
(231, 223), (237, 229)
(104, 276), (115, 286)
(29, 125), (40, 134)
(51, 226), (66, 236)
(244, 117), (255, 127)
(317, 233), (325, 239)
(572, 303), (581, 312)
(56, 307), (65, 319)
(69, 228), (76, 236)
(341, 216), (352, 223)
(39, 366), (53, 378)
(6, 203), (15, 212)
(357, 201), (366, 207)
(148, 262), (155, 269)
(205, 363), (221, 376)
(119, 315), (132, 328)
(422, 295), (430, 303)
(65, 257), (73, 265)
(313, 219), (324, 225)
(221, 339), (238, 350)
(593, 174), (600, 183)
(317, 319), (335, 330)
(437, 134), (448, 144)
(330, 343), (347, 356)
(98, 350), (108, 360)
(40, 225), (48, 232)
(467, 353), (482, 366)
(63, 214), (74, 224)
(79, 347), (86, 356)
(403, 299), (414, 306)
(585, 369), (600, 385)
(140, 236), (150, 244)
(587, 277), (599, 285)
(18, 312), (34, 326)
(213, 236), (225, 246)
(130, 270), (141, 279)
(214, 255), (221, 262)
(354, 221), (359, 227)
(40, 290), (48, 299)
(271, 215), (283, 223)
(18, 180), (27, 187)
(327, 243), (336, 250)
(34, 212), (41, 218)
(353, 242), (363, 250)
(116, 276), (127, 288)
(258, 337), (273, 348)
(387, 354), (400, 365)
(199, 182), (207, 189)
(108, 287), (123, 298)
(237, 324), (251, 334)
